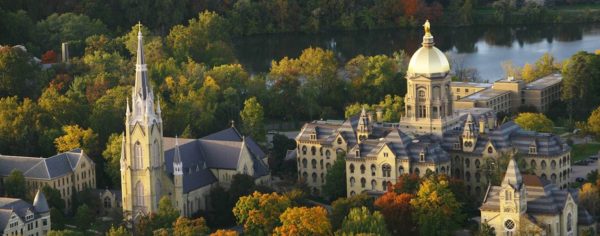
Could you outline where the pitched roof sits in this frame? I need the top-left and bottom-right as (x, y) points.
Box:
(502, 158), (523, 189)
(0, 149), (86, 180)
(33, 190), (49, 213)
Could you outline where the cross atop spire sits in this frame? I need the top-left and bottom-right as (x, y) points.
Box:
(134, 22), (149, 100)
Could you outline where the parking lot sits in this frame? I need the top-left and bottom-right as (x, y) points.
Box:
(571, 157), (598, 183)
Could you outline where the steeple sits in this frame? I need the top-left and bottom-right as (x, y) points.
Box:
(134, 22), (149, 100)
(33, 189), (50, 213)
(357, 107), (371, 143)
(173, 136), (183, 176)
(502, 157), (523, 189)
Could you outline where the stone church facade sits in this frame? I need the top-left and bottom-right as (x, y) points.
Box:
(120, 28), (270, 220)
(294, 21), (571, 199)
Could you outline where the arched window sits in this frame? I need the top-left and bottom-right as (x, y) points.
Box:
(325, 150), (331, 159)
(487, 147), (493, 154)
(153, 139), (159, 167)
(320, 160), (323, 169)
(350, 177), (355, 187)
(382, 181), (388, 191)
(302, 146), (307, 155)
(399, 166), (404, 175)
(337, 138), (343, 145)
(475, 172), (481, 183)
(321, 173), (325, 183)
(465, 159), (470, 168)
(530, 160), (537, 169)
(475, 159), (480, 169)
(312, 173), (317, 183)
(541, 173), (547, 180)
(349, 164), (355, 173)
(360, 178), (366, 188)
(441, 166), (446, 173)
(414, 168), (420, 177)
(371, 180), (377, 190)
(319, 147), (323, 156)
(371, 164), (376, 176)
(104, 197), (112, 208)
(382, 164), (391, 177)
(302, 159), (307, 168)
(465, 171), (471, 181)
(350, 191), (356, 196)
(302, 172), (308, 180)
(551, 174), (557, 184)
(541, 160), (547, 170)
(567, 213), (572, 232)
(311, 146), (316, 156)
(326, 163), (331, 170)
(551, 160), (557, 170)
(360, 165), (366, 174)
(311, 159), (317, 169)
(418, 89), (426, 98)
(134, 142), (143, 169)
(454, 168), (461, 178)
(135, 181), (144, 208)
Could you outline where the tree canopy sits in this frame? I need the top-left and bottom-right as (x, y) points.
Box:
(273, 206), (332, 236)
(514, 112), (554, 133)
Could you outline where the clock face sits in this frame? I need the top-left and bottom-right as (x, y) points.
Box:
(464, 141), (473, 147)
(504, 219), (515, 230)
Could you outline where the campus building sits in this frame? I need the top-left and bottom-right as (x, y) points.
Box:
(452, 74), (562, 114)
(0, 149), (96, 211)
(480, 158), (595, 235)
(0, 190), (51, 236)
(120, 28), (270, 220)
(293, 21), (571, 199)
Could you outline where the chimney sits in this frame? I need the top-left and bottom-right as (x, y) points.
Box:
(61, 43), (69, 63)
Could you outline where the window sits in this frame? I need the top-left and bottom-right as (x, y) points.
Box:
(302, 159), (307, 168)
(551, 174), (557, 184)
(134, 142), (143, 169)
(326, 163), (331, 169)
(399, 166), (404, 175)
(135, 181), (145, 208)
(529, 147), (537, 154)
(418, 89), (426, 98)
(465, 159), (470, 168)
(337, 138), (343, 145)
(382, 164), (391, 177)
(475, 172), (481, 183)
(567, 213), (572, 232)
(383, 152), (388, 157)
(320, 160), (323, 169)
(350, 177), (355, 187)
(311, 159), (317, 169)
(311, 146), (316, 156)
(382, 181), (388, 191)
(505, 190), (512, 200)
(414, 168), (420, 177)
(487, 147), (493, 154)
(350, 164), (355, 173)
(371, 164), (376, 176)
(104, 197), (112, 208)
(361, 178), (366, 188)
(551, 160), (556, 170)
(302, 146), (307, 155)
(371, 180), (377, 190)
(319, 147), (323, 156)
(465, 172), (471, 181)
(360, 165), (366, 174)
(504, 219), (515, 231)
(475, 159), (480, 169)
(530, 160), (537, 169)
(325, 150), (331, 159)
(312, 173), (317, 183)
(541, 160), (547, 170)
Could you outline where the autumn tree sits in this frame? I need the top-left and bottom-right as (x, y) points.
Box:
(587, 106), (600, 137)
(210, 230), (239, 236)
(41, 50), (57, 63)
(345, 54), (405, 103)
(156, 196), (179, 229)
(47, 230), (84, 236)
(106, 225), (129, 236)
(514, 112), (554, 133)
(534, 53), (558, 78)
(4, 169), (27, 199)
(410, 175), (463, 236)
(54, 124), (99, 155)
(273, 206), (332, 236)
(233, 191), (291, 234)
(240, 97), (266, 142)
(521, 63), (536, 82)
(338, 207), (390, 236)
(374, 192), (415, 235)
(322, 153), (347, 201)
(102, 133), (122, 187)
(579, 183), (600, 217)
(173, 217), (210, 236)
(330, 194), (373, 230)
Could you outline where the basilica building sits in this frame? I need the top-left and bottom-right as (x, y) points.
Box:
(294, 21), (571, 199)
(120, 28), (270, 220)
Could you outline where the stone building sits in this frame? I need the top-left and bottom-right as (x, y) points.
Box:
(293, 21), (571, 199)
(480, 158), (595, 235)
(0, 190), (51, 236)
(120, 27), (270, 220)
(0, 149), (96, 211)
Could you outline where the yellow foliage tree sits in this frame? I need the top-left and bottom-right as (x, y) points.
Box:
(233, 191), (291, 235)
(210, 229), (239, 236)
(580, 183), (600, 217)
(521, 63), (536, 82)
(587, 106), (600, 137)
(273, 206), (332, 236)
(514, 112), (554, 133)
(172, 217), (210, 236)
(54, 124), (98, 154)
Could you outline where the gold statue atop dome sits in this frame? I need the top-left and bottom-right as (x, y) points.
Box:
(423, 20), (431, 35)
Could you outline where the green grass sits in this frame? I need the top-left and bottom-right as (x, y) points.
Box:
(552, 127), (568, 135)
(571, 143), (600, 162)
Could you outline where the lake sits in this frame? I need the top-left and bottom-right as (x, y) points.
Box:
(233, 23), (600, 81)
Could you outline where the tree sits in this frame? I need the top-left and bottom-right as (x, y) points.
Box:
(89, 86), (129, 143)
(50, 208), (66, 230)
(521, 63), (536, 82)
(330, 194), (373, 230)
(374, 192), (415, 235)
(345, 54), (404, 104)
(534, 53), (557, 78)
(210, 229), (239, 236)
(36, 13), (108, 54)
(561, 52), (600, 120)
(579, 183), (599, 217)
(230, 174), (257, 200)
(322, 153), (347, 200)
(410, 176), (463, 236)
(41, 50), (57, 63)
(514, 112), (554, 133)
(75, 204), (93, 230)
(47, 230), (84, 236)
(233, 191), (291, 235)
(0, 46), (46, 98)
(240, 97), (266, 142)
(102, 133), (122, 187)
(587, 106), (600, 137)
(38, 86), (85, 129)
(270, 134), (297, 175)
(54, 124), (99, 155)
(338, 207), (389, 235)
(172, 217), (210, 236)
(42, 185), (65, 212)
(0, 97), (40, 156)
(156, 196), (179, 229)
(477, 222), (496, 236)
(208, 186), (235, 227)
(4, 169), (26, 199)
(273, 206), (332, 236)
(106, 225), (129, 236)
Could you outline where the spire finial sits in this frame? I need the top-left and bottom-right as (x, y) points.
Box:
(423, 20), (431, 35)
(421, 20), (434, 47)
(231, 120), (235, 128)
(138, 21), (142, 36)
(175, 135), (179, 146)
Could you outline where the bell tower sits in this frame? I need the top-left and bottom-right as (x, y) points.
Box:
(461, 113), (478, 152)
(400, 20), (455, 137)
(121, 24), (166, 220)
(498, 158), (526, 234)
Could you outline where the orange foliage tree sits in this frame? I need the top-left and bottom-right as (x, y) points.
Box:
(233, 191), (291, 235)
(41, 50), (57, 63)
(273, 206), (332, 236)
(374, 192), (416, 235)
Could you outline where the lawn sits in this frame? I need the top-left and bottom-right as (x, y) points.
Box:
(571, 143), (600, 162)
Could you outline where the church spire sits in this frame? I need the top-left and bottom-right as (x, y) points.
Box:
(502, 157), (523, 189)
(135, 22), (149, 100)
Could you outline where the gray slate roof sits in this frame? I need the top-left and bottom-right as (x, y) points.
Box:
(163, 127), (269, 193)
(0, 149), (87, 180)
(0, 196), (46, 230)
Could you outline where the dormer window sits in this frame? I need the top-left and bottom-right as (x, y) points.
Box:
(337, 137), (342, 145)
(355, 151), (359, 157)
(453, 143), (460, 150)
(529, 146), (537, 154)
(420, 153), (425, 162)
(383, 152), (388, 157)
(311, 134), (316, 140)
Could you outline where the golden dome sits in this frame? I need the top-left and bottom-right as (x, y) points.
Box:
(407, 20), (450, 77)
